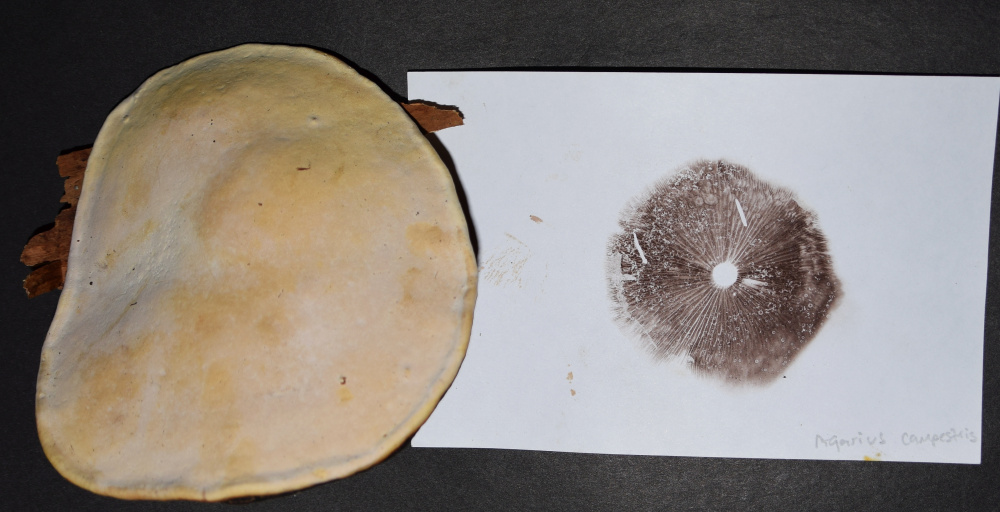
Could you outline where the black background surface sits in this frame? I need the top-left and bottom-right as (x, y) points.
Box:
(3, 2), (999, 510)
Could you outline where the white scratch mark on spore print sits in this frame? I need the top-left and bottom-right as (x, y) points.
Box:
(734, 197), (748, 227)
(633, 231), (649, 265)
(606, 160), (841, 386)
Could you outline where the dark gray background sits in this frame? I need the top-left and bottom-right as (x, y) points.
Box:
(3, 2), (998, 510)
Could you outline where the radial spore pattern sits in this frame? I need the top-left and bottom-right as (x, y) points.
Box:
(607, 160), (840, 385)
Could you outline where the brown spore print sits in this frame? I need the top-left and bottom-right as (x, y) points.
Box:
(606, 160), (840, 385)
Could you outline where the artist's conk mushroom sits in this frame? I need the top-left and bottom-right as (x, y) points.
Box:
(36, 45), (478, 500)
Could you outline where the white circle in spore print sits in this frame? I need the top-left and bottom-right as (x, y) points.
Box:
(606, 160), (841, 385)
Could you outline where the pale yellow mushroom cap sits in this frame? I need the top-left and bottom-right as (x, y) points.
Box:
(36, 44), (477, 501)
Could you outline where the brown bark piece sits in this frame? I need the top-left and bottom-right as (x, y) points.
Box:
(21, 148), (90, 298)
(23, 261), (67, 298)
(21, 103), (460, 297)
(403, 101), (464, 133)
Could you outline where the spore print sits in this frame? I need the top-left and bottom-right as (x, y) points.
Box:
(607, 160), (841, 385)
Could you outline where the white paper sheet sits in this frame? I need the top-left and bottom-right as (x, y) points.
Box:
(408, 72), (999, 464)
